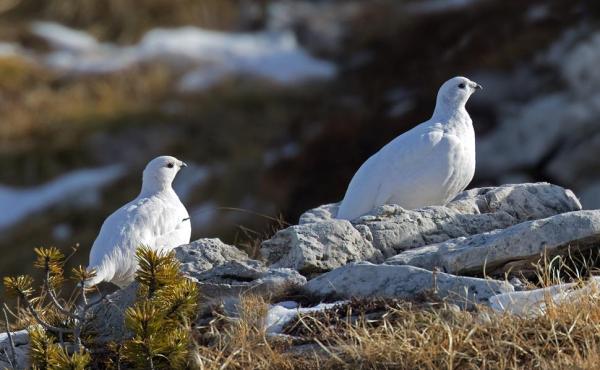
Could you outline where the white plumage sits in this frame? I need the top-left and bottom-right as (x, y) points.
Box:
(86, 156), (191, 288)
(337, 76), (482, 221)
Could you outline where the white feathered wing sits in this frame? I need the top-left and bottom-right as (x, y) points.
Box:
(337, 122), (474, 220)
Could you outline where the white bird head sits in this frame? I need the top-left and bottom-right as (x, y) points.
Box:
(434, 76), (482, 117)
(141, 155), (187, 194)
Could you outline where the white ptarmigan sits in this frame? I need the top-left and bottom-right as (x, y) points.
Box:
(85, 156), (191, 288)
(337, 76), (482, 221)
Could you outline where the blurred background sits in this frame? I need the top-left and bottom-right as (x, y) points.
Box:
(0, 0), (597, 277)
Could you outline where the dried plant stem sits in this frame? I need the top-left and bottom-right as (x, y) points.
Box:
(2, 307), (16, 367)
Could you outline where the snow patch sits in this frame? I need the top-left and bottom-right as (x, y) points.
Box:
(266, 301), (346, 334)
(31, 21), (98, 52)
(0, 165), (125, 231)
(31, 22), (336, 90)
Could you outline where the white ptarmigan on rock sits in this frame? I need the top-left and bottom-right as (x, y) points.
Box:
(86, 156), (191, 288)
(337, 76), (482, 221)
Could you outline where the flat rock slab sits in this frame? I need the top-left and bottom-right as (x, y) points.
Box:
(300, 183), (580, 225)
(386, 210), (600, 275)
(194, 259), (307, 302)
(265, 183), (581, 274)
(489, 277), (600, 317)
(175, 238), (249, 275)
(305, 262), (514, 306)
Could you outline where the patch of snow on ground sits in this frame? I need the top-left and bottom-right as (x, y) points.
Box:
(0, 165), (125, 231)
(266, 301), (346, 334)
(31, 22), (337, 90)
(31, 21), (98, 52)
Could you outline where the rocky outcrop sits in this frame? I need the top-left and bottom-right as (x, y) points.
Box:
(261, 219), (382, 274)
(87, 283), (138, 343)
(304, 262), (514, 306)
(475, 29), (600, 210)
(176, 238), (249, 275)
(178, 239), (306, 302)
(300, 183), (581, 224)
(10, 182), (594, 354)
(264, 183), (581, 274)
(385, 210), (600, 275)
(0, 329), (30, 369)
(193, 259), (306, 305)
(90, 238), (306, 338)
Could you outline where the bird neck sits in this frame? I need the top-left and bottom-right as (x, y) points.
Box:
(140, 175), (174, 197)
(431, 100), (469, 124)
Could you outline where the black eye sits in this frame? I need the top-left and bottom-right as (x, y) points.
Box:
(458, 83), (466, 89)
(167, 163), (174, 168)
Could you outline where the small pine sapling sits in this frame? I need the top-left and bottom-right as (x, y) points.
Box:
(122, 246), (199, 370)
(3, 247), (105, 368)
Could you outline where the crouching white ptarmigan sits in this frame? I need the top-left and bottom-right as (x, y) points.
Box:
(85, 156), (191, 288)
(337, 76), (482, 221)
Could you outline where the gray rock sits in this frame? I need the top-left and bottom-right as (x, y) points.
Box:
(89, 242), (306, 340)
(305, 262), (514, 305)
(298, 203), (339, 224)
(88, 238), (246, 343)
(261, 219), (383, 274)
(386, 210), (600, 275)
(194, 259), (307, 302)
(175, 238), (249, 276)
(299, 183), (580, 225)
(266, 183), (580, 273)
(476, 94), (576, 177)
(489, 277), (600, 317)
(87, 283), (138, 343)
(363, 183), (581, 257)
(546, 132), (600, 190)
(0, 329), (29, 369)
(447, 183), (581, 219)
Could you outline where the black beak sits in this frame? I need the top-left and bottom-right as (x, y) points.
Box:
(473, 83), (483, 90)
(180, 162), (188, 168)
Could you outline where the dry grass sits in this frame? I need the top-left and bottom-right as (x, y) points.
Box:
(189, 289), (600, 370)
(0, 57), (175, 152)
(194, 253), (600, 370)
(5, 245), (600, 369)
(7, 0), (249, 42)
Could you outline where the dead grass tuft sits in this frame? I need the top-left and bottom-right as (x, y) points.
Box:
(10, 0), (247, 42)
(0, 58), (174, 152)
(190, 281), (600, 369)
